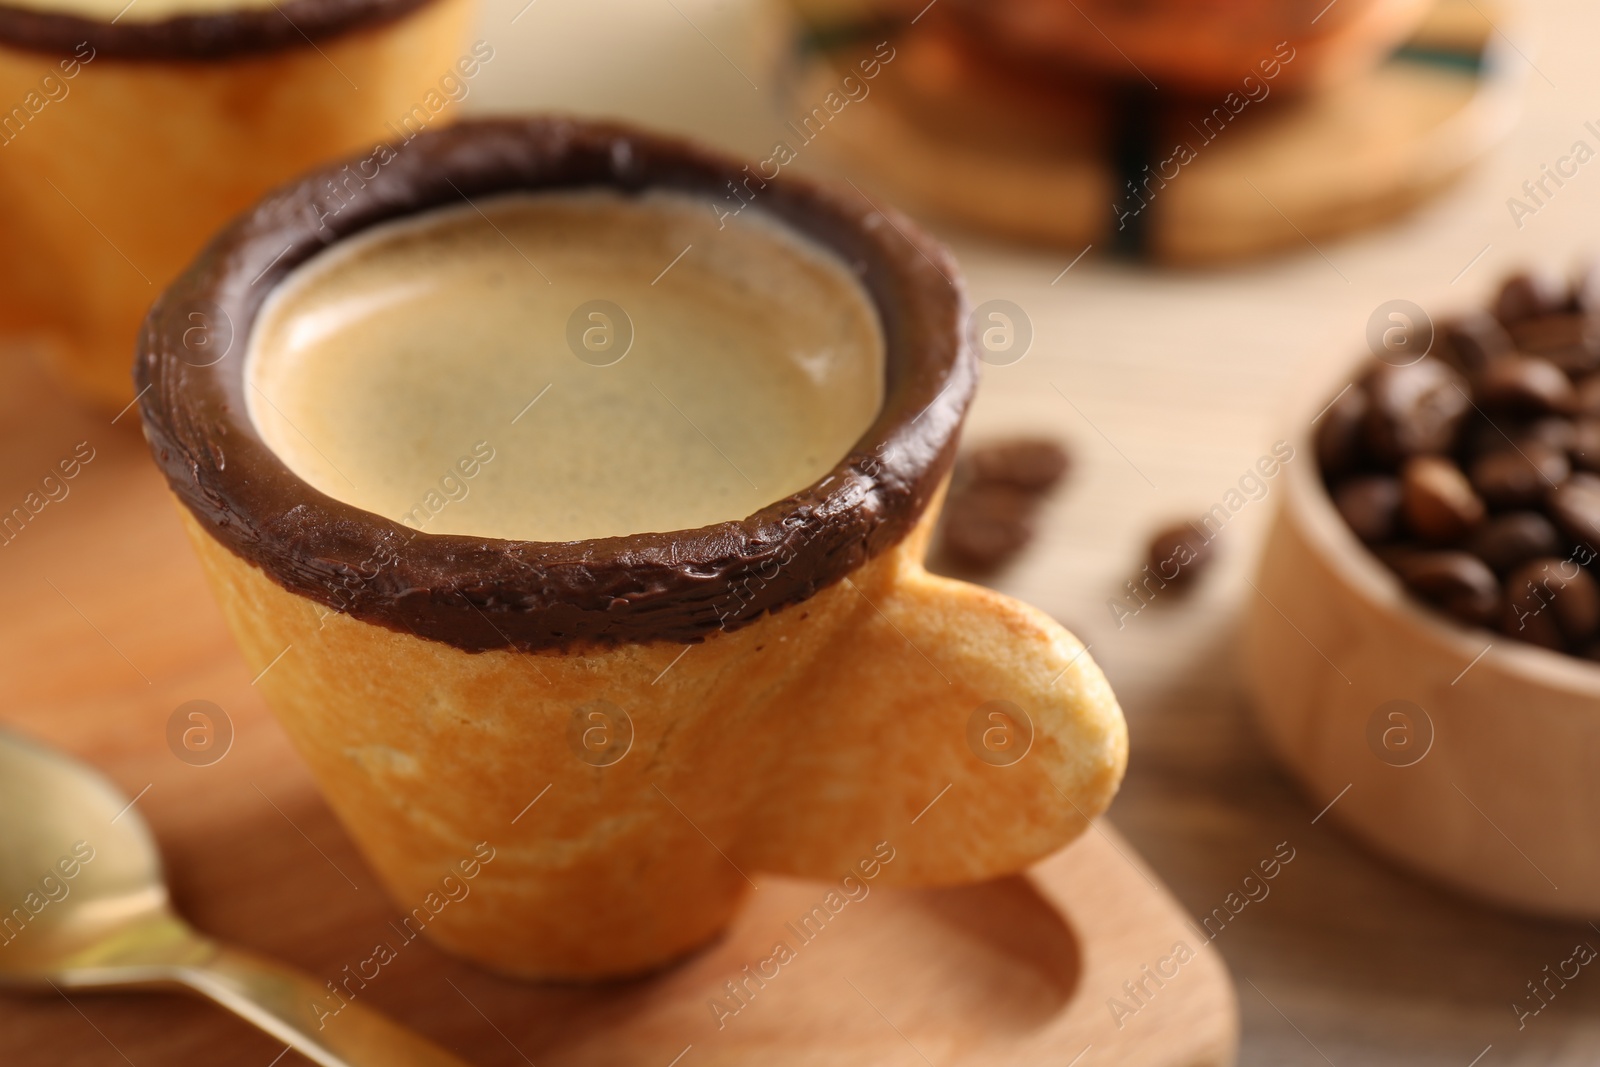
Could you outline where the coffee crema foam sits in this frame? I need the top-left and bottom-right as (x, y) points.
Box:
(245, 190), (886, 543)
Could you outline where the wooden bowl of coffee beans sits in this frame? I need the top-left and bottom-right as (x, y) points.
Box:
(1243, 267), (1600, 919)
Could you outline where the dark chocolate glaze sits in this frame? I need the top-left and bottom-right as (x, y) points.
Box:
(136, 117), (974, 654)
(0, 0), (436, 60)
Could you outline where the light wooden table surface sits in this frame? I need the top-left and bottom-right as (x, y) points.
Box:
(464, 0), (1600, 1063)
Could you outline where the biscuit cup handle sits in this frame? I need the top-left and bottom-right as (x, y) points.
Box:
(739, 541), (1128, 885)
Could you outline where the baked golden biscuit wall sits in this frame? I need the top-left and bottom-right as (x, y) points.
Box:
(180, 491), (1127, 980)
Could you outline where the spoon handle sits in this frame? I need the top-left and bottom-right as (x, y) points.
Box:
(173, 942), (472, 1067)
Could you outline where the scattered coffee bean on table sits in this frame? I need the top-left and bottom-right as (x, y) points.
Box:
(1317, 267), (1600, 660)
(966, 437), (1071, 492)
(941, 483), (1036, 570)
(935, 436), (1071, 573)
(1145, 521), (1215, 591)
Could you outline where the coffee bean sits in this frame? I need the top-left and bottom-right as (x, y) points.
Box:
(1502, 556), (1600, 647)
(1460, 414), (1513, 459)
(1392, 550), (1500, 626)
(1145, 521), (1214, 590)
(1402, 455), (1485, 542)
(1315, 384), (1368, 477)
(1468, 512), (1563, 573)
(1320, 266), (1600, 662)
(1547, 472), (1600, 546)
(1476, 356), (1578, 415)
(1572, 419), (1600, 473)
(1469, 441), (1569, 508)
(1573, 262), (1600, 316)
(1439, 311), (1514, 373)
(1494, 270), (1567, 324)
(940, 483), (1034, 571)
(1461, 415), (1569, 459)
(1374, 542), (1422, 571)
(1579, 375), (1600, 416)
(966, 437), (1070, 493)
(1500, 586), (1568, 649)
(1333, 475), (1402, 543)
(1363, 361), (1471, 462)
(1557, 566), (1600, 642)
(1524, 416), (1576, 452)
(1509, 313), (1600, 374)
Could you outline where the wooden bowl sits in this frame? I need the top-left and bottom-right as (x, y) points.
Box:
(1243, 419), (1600, 919)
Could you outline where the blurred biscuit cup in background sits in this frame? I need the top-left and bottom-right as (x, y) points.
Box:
(0, 0), (476, 408)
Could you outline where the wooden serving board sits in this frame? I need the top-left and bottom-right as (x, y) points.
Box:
(0, 348), (1236, 1065)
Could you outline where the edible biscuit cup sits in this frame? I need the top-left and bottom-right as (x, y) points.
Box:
(137, 118), (1127, 980)
(0, 0), (475, 408)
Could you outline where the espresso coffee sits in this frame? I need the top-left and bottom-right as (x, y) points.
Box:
(246, 190), (886, 542)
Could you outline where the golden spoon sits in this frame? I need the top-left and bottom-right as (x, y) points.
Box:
(0, 729), (471, 1066)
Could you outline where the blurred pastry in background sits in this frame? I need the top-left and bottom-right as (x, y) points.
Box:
(951, 0), (1434, 95)
(0, 0), (478, 408)
(780, 0), (1519, 264)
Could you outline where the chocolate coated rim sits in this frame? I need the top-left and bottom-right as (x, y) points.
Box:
(136, 116), (974, 654)
(0, 0), (436, 60)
